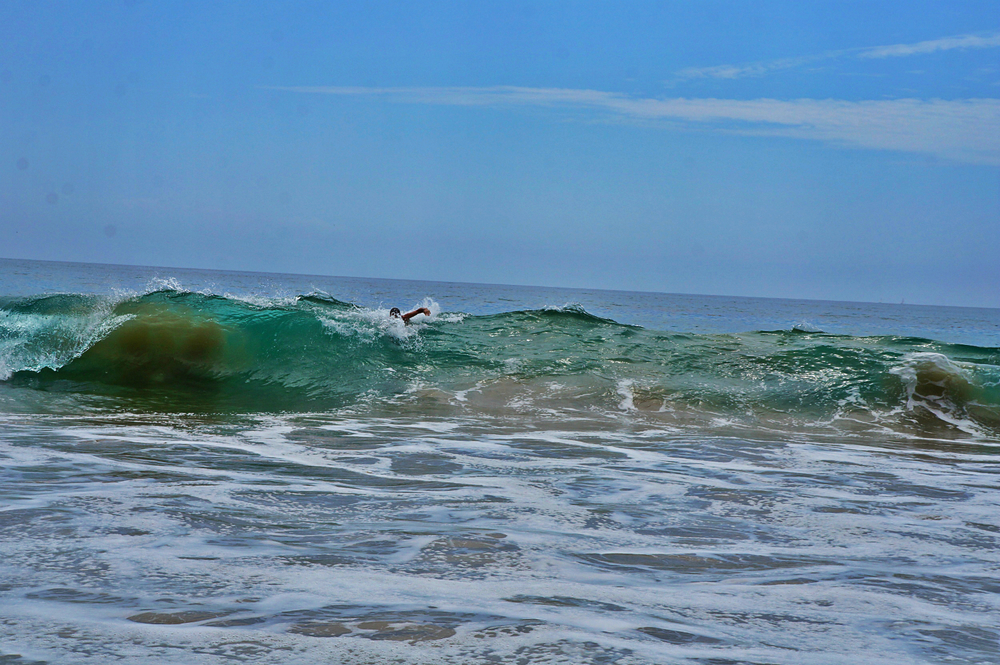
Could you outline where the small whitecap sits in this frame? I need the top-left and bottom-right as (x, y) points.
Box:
(616, 379), (636, 412)
(791, 321), (823, 333)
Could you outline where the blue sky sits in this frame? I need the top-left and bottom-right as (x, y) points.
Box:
(2, 1), (998, 307)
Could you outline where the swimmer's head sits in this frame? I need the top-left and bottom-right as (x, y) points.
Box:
(389, 307), (401, 318)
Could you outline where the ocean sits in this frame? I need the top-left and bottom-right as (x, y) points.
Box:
(1, 257), (998, 664)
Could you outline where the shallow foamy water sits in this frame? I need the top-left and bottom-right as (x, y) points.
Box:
(2, 406), (998, 664)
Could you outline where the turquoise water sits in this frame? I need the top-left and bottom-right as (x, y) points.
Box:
(1, 258), (999, 664)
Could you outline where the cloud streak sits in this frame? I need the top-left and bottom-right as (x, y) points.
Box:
(676, 55), (823, 81)
(676, 32), (1000, 81)
(860, 32), (1000, 59)
(268, 85), (1000, 164)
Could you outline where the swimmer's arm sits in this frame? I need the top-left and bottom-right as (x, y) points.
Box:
(401, 307), (431, 322)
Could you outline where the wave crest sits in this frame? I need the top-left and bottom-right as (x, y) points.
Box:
(1, 288), (998, 440)
(889, 352), (998, 435)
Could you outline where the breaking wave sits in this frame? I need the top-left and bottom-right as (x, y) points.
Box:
(1, 287), (998, 438)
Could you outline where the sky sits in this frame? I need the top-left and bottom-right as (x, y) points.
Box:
(1, 1), (998, 308)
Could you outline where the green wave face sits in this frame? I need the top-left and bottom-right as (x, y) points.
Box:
(2, 290), (406, 410)
(2, 290), (998, 437)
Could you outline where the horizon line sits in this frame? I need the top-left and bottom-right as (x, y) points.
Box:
(3, 255), (993, 312)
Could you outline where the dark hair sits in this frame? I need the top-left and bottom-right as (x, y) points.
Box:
(389, 307), (401, 317)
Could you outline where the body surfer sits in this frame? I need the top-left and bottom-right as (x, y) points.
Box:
(390, 306), (431, 324)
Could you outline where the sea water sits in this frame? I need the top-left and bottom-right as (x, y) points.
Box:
(1, 257), (998, 664)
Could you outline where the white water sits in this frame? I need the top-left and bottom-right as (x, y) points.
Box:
(1, 407), (998, 664)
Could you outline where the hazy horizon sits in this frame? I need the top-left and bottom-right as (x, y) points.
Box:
(4, 254), (995, 311)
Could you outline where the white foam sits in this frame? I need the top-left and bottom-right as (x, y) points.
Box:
(791, 320), (823, 333)
(502, 357), (522, 374)
(144, 276), (186, 293)
(616, 379), (636, 412)
(3, 398), (1000, 664)
(0, 304), (134, 380)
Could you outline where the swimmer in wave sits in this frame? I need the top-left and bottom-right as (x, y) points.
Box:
(390, 306), (431, 324)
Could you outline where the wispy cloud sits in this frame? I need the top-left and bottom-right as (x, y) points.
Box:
(267, 85), (1000, 164)
(676, 55), (824, 81)
(675, 31), (1000, 81)
(860, 32), (1000, 59)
